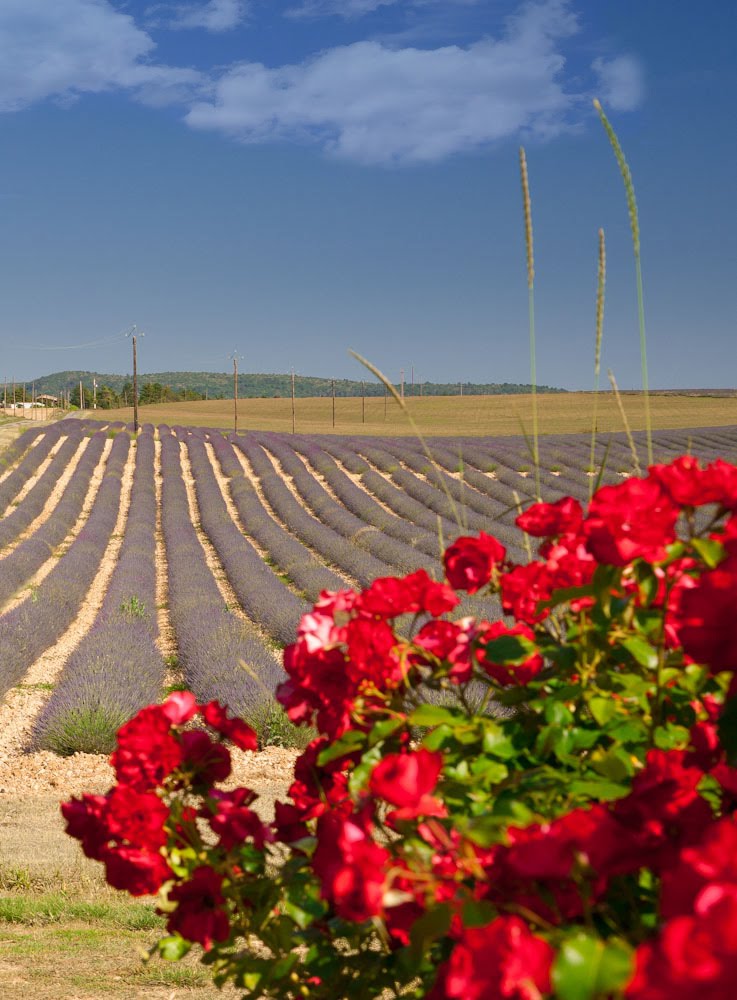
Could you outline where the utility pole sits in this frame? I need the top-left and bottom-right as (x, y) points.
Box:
(400, 368), (405, 400)
(79, 380), (83, 411)
(332, 379), (335, 428)
(291, 368), (296, 435)
(459, 382), (463, 397)
(126, 325), (143, 434)
(233, 355), (239, 434)
(93, 378), (97, 410)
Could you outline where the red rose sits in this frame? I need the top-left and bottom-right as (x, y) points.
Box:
(669, 555), (737, 672)
(583, 477), (679, 566)
(111, 706), (184, 791)
(106, 786), (169, 851)
(357, 569), (458, 619)
(180, 730), (232, 784)
(208, 787), (270, 850)
(167, 866), (230, 950)
(313, 813), (390, 922)
(444, 532), (505, 593)
(201, 701), (258, 751)
(516, 496), (583, 537)
(500, 561), (551, 624)
(413, 619), (474, 682)
(369, 748), (445, 822)
(104, 845), (172, 896)
(435, 917), (553, 1000)
(60, 794), (111, 861)
(160, 690), (198, 726)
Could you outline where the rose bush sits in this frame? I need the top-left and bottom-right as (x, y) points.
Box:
(63, 455), (737, 998)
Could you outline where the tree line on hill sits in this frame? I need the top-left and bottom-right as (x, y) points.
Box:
(33, 370), (567, 405)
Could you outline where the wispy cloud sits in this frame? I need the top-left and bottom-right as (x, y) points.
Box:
(592, 55), (644, 112)
(152, 0), (250, 33)
(186, 0), (585, 164)
(285, 0), (481, 20)
(0, 0), (203, 112)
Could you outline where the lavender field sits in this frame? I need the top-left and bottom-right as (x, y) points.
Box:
(0, 416), (736, 755)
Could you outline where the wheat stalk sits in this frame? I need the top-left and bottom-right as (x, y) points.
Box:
(608, 369), (641, 476)
(594, 99), (652, 464)
(519, 147), (540, 501)
(589, 228), (606, 500)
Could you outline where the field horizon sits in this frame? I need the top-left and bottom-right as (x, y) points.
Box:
(88, 390), (736, 437)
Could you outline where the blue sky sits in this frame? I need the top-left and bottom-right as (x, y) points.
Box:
(0, 0), (734, 389)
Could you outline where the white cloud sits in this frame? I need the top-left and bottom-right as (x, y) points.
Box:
(186, 0), (583, 164)
(286, 0), (399, 19)
(0, 0), (203, 112)
(161, 0), (250, 32)
(592, 55), (643, 112)
(285, 0), (480, 20)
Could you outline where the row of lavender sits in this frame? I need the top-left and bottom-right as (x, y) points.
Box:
(1, 419), (736, 754)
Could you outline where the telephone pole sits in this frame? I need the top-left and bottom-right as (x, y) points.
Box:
(93, 378), (97, 410)
(126, 325), (143, 433)
(291, 368), (296, 435)
(400, 368), (405, 400)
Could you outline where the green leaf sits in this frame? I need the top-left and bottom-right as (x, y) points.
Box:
(368, 716), (405, 745)
(481, 634), (538, 665)
(590, 747), (635, 781)
(317, 729), (366, 765)
(567, 778), (629, 801)
(481, 723), (515, 759)
(621, 636), (658, 670)
(552, 933), (633, 1000)
(409, 903), (452, 956)
(157, 934), (191, 961)
(422, 724), (453, 751)
(409, 704), (460, 727)
(691, 537), (726, 568)
(461, 900), (497, 928)
(653, 723), (690, 750)
(588, 697), (616, 726)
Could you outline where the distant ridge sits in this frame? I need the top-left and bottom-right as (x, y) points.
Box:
(28, 370), (568, 399)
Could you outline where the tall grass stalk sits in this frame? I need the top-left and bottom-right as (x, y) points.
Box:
(519, 148), (541, 501)
(608, 369), (641, 476)
(594, 99), (652, 465)
(589, 228), (607, 501)
(350, 351), (463, 532)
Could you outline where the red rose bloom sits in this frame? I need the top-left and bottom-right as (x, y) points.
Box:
(434, 917), (553, 1000)
(61, 794), (111, 861)
(370, 748), (445, 822)
(500, 561), (551, 624)
(583, 477), (679, 566)
(111, 706), (184, 791)
(357, 569), (458, 619)
(208, 787), (270, 850)
(180, 730), (232, 784)
(312, 813), (390, 922)
(516, 496), (583, 537)
(104, 845), (172, 896)
(444, 532), (505, 593)
(106, 786), (169, 851)
(167, 866), (230, 950)
(669, 555), (737, 672)
(201, 701), (258, 751)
